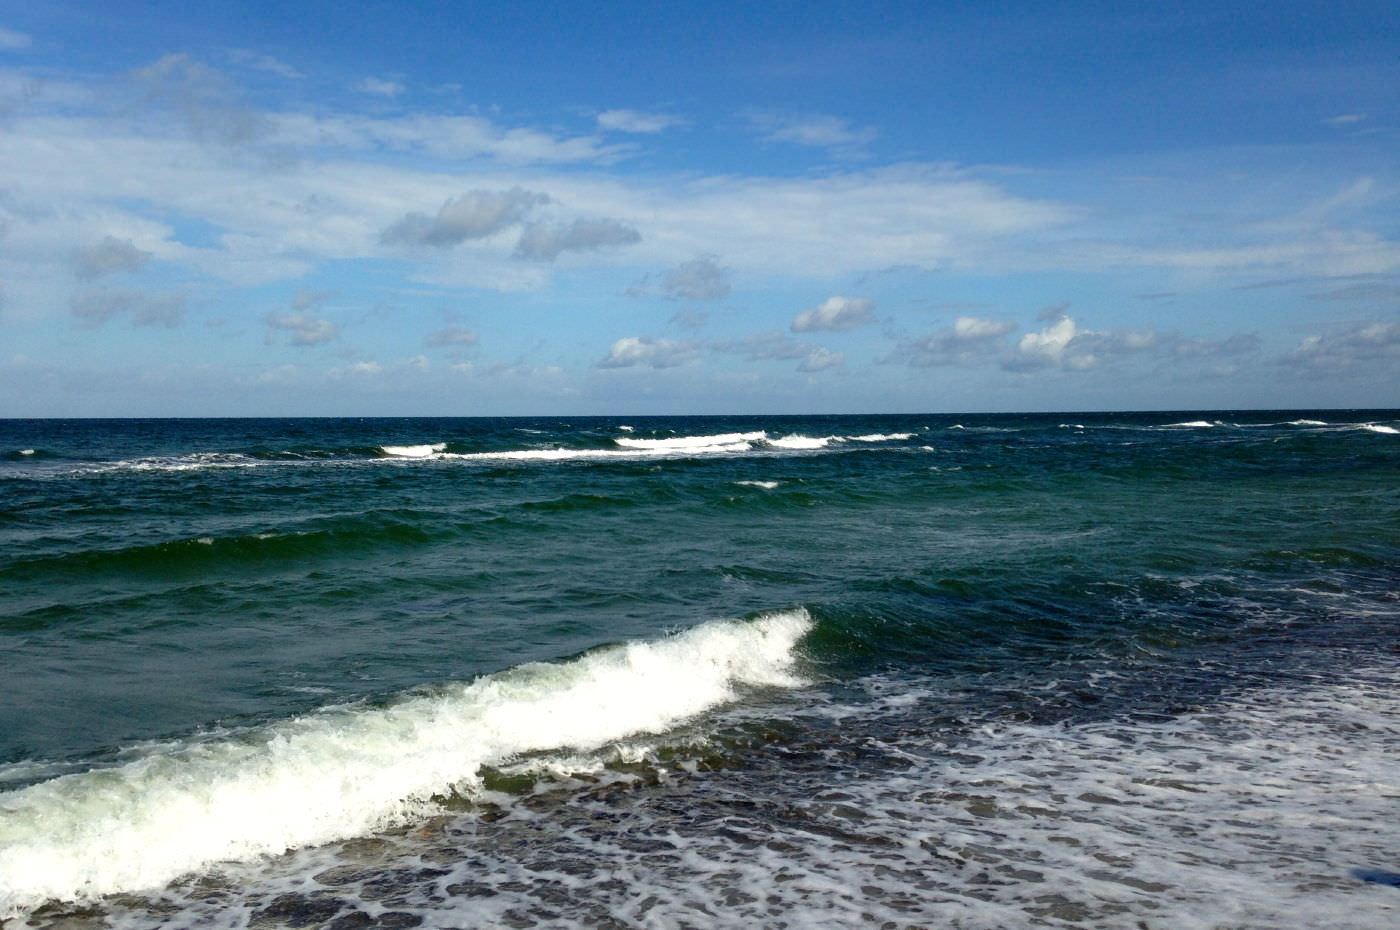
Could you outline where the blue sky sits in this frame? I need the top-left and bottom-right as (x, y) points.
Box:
(1, 0), (1397, 416)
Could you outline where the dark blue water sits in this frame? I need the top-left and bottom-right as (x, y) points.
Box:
(2, 412), (1397, 928)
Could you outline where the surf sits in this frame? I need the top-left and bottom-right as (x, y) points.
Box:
(0, 609), (813, 917)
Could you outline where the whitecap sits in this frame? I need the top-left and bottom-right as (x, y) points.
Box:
(843, 433), (914, 442)
(615, 432), (765, 451)
(1362, 423), (1398, 435)
(734, 480), (781, 489)
(0, 610), (813, 916)
(766, 435), (830, 450)
(380, 443), (447, 458)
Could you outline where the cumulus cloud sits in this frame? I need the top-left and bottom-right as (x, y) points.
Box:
(798, 346), (843, 372)
(791, 296), (874, 332)
(1016, 315), (1081, 366)
(425, 325), (478, 347)
(627, 256), (730, 300)
(381, 188), (550, 248)
(596, 109), (683, 133)
(597, 335), (701, 369)
(266, 293), (339, 346)
(889, 316), (1015, 367)
(72, 236), (152, 280)
(514, 217), (641, 261)
(661, 256), (730, 300)
(1008, 315), (1191, 372)
(130, 54), (270, 146)
(1288, 319), (1400, 370)
(70, 289), (186, 328)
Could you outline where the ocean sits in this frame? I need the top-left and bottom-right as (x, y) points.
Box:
(1, 412), (1397, 929)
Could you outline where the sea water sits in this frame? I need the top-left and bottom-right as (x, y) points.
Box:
(0, 412), (1396, 928)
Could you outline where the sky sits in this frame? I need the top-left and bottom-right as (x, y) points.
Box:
(1, 0), (1397, 416)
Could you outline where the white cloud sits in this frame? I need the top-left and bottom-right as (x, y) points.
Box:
(1017, 315), (1077, 361)
(889, 316), (1015, 367)
(597, 335), (701, 369)
(798, 346), (843, 372)
(791, 296), (874, 332)
(0, 28), (31, 51)
(227, 50), (303, 80)
(1288, 319), (1400, 370)
(72, 236), (152, 279)
(355, 77), (404, 98)
(266, 312), (339, 346)
(1322, 113), (1366, 127)
(749, 112), (877, 156)
(274, 112), (627, 165)
(597, 109), (683, 133)
(381, 188), (549, 247)
(514, 217), (641, 261)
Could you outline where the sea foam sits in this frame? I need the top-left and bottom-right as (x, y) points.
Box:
(0, 610), (812, 916)
(380, 443), (448, 458)
(614, 432), (765, 452)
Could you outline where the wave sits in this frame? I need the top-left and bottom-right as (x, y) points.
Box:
(766, 435), (829, 450)
(380, 443), (448, 458)
(844, 433), (914, 442)
(1161, 420), (1218, 428)
(0, 609), (813, 917)
(614, 432), (766, 452)
(1361, 423), (1398, 435)
(734, 480), (781, 490)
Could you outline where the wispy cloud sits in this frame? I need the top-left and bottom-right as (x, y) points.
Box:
(597, 109), (684, 133)
(70, 288), (186, 328)
(129, 54), (270, 146)
(514, 217), (641, 261)
(381, 189), (550, 248)
(355, 76), (404, 98)
(0, 27), (31, 51)
(227, 50), (303, 80)
(748, 111), (877, 157)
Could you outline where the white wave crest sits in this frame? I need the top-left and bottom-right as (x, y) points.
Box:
(1288, 419), (1328, 426)
(0, 610), (812, 916)
(380, 443), (448, 458)
(1362, 423), (1398, 434)
(614, 432), (765, 451)
(734, 480), (781, 489)
(1162, 420), (1217, 428)
(17, 449), (34, 456)
(843, 433), (914, 442)
(766, 435), (830, 450)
